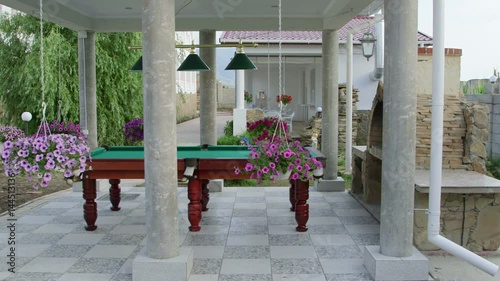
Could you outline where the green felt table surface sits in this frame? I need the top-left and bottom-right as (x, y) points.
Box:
(91, 146), (251, 160)
(91, 145), (322, 160)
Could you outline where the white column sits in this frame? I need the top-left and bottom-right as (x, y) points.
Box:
(316, 29), (344, 191)
(345, 33), (353, 174)
(233, 70), (247, 135)
(133, 1), (193, 279)
(200, 30), (217, 145)
(236, 70), (244, 109)
(77, 31), (97, 149)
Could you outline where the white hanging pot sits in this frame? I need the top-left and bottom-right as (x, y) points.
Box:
(313, 168), (323, 178)
(272, 170), (291, 180)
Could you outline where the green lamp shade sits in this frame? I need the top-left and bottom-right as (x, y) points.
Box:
(225, 53), (257, 70)
(130, 56), (143, 72)
(177, 53), (210, 71)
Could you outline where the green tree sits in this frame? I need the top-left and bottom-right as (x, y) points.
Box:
(0, 13), (143, 145)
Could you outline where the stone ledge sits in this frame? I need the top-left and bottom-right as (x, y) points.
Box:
(415, 170), (500, 194)
(364, 245), (430, 281)
(132, 247), (193, 281)
(315, 177), (345, 192)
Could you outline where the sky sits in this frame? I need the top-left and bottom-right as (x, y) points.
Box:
(418, 0), (500, 81)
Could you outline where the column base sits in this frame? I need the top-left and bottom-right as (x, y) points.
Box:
(132, 247), (193, 281)
(233, 108), (247, 136)
(364, 245), (430, 281)
(73, 179), (106, 192)
(208, 179), (224, 192)
(315, 177), (345, 192)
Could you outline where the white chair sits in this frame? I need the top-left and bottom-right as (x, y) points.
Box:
(282, 111), (295, 132)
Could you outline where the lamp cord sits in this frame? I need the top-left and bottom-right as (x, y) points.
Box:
(37, 0), (51, 137)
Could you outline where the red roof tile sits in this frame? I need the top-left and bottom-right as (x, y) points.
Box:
(220, 16), (432, 43)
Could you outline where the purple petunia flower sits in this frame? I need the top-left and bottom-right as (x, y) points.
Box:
(262, 167), (270, 174)
(40, 180), (49, 188)
(234, 168), (241, 175)
(291, 173), (299, 180)
(35, 154), (44, 162)
(245, 163), (253, 171)
(43, 173), (52, 180)
(297, 165), (303, 171)
(288, 164), (294, 170)
(269, 162), (276, 169)
(64, 170), (72, 177)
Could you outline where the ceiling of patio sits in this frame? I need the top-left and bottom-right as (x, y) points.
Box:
(1, 0), (383, 32)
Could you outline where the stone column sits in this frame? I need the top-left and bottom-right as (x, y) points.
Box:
(233, 69), (247, 135)
(317, 29), (344, 191)
(133, 0), (193, 280)
(364, 1), (429, 280)
(77, 31), (97, 149)
(85, 32), (98, 149)
(200, 30), (217, 145)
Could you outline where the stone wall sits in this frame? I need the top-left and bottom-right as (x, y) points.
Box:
(297, 84), (359, 149)
(465, 94), (500, 159)
(414, 192), (500, 251)
(356, 110), (370, 145)
(415, 95), (467, 170)
(463, 103), (489, 173)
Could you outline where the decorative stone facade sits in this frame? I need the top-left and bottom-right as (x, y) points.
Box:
(297, 84), (359, 149)
(414, 192), (500, 251)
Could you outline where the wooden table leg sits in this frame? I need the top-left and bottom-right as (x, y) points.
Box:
(109, 179), (121, 211)
(83, 177), (98, 231)
(294, 180), (309, 232)
(289, 178), (296, 211)
(188, 178), (202, 232)
(201, 179), (210, 211)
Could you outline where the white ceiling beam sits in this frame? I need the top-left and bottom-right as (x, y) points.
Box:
(322, 0), (373, 30)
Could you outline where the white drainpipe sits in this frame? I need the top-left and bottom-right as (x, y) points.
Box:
(369, 19), (384, 81)
(428, 0), (499, 276)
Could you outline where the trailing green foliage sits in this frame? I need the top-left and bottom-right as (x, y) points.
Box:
(217, 135), (242, 145)
(0, 14), (143, 145)
(486, 157), (500, 179)
(223, 120), (233, 136)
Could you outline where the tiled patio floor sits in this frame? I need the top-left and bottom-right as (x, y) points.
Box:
(0, 180), (381, 281)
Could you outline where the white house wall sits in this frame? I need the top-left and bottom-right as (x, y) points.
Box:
(246, 44), (379, 113)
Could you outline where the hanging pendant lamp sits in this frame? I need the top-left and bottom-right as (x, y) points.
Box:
(225, 46), (257, 70)
(177, 48), (210, 71)
(130, 56), (143, 72)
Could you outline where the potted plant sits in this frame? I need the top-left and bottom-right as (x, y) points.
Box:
(276, 94), (293, 105)
(235, 128), (323, 183)
(124, 118), (144, 144)
(1, 121), (91, 189)
(0, 126), (25, 154)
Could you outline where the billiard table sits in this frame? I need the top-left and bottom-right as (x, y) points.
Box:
(82, 145), (325, 232)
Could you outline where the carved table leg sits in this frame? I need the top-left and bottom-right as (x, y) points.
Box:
(188, 178), (202, 232)
(294, 180), (309, 232)
(83, 177), (98, 231)
(201, 180), (210, 211)
(289, 178), (296, 211)
(109, 179), (121, 211)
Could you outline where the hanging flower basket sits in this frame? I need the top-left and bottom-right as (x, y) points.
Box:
(2, 129), (91, 189)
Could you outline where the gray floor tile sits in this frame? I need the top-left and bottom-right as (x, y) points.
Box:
(120, 216), (145, 225)
(201, 216), (231, 226)
(19, 257), (78, 273)
(232, 209), (267, 217)
(273, 274), (327, 281)
(271, 258), (323, 274)
(67, 258), (127, 274)
(306, 225), (349, 235)
(219, 274), (272, 281)
(338, 216), (379, 225)
(269, 234), (312, 246)
(315, 245), (363, 259)
(191, 258), (222, 274)
(226, 235), (269, 246)
(231, 217), (268, 226)
(351, 234), (380, 246)
(325, 273), (374, 281)
(71, 224), (115, 234)
(24, 208), (68, 216)
(97, 234), (146, 245)
(235, 196), (266, 203)
(39, 244), (93, 258)
(309, 208), (336, 217)
(209, 202), (235, 209)
(229, 225), (268, 235)
(17, 233), (65, 244)
(50, 216), (83, 224)
(0, 257), (33, 272)
(333, 208), (371, 217)
(111, 273), (133, 281)
(264, 191), (289, 197)
(330, 202), (363, 209)
(224, 246), (270, 259)
(266, 202), (293, 210)
(183, 234), (227, 246)
(17, 216), (56, 224)
(0, 224), (41, 233)
(4, 272), (62, 281)
(220, 259), (271, 274)
(267, 217), (296, 225)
